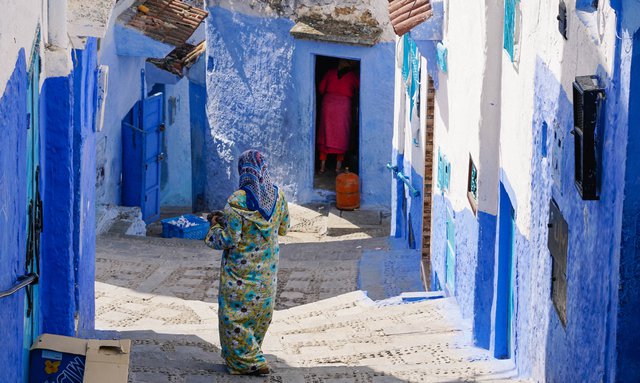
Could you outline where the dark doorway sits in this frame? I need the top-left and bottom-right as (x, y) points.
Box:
(313, 55), (361, 191)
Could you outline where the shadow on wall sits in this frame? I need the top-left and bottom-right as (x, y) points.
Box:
(430, 193), (480, 320)
(528, 15), (623, 379)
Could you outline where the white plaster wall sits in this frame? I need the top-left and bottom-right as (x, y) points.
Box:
(432, 0), (485, 215)
(0, 0), (47, 95)
(499, 0), (617, 237)
(96, 0), (146, 205)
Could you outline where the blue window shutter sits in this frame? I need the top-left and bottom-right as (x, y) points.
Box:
(437, 42), (448, 73)
(444, 159), (451, 191)
(504, 0), (516, 61)
(437, 150), (444, 190)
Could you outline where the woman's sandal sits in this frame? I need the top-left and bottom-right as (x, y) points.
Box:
(248, 366), (270, 376)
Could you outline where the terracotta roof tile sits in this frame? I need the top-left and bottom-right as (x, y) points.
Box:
(120, 0), (208, 47)
(389, 0), (433, 36)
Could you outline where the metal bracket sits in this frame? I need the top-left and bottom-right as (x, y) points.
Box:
(386, 162), (421, 198)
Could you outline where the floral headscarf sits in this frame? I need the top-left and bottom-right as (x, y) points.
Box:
(238, 149), (278, 221)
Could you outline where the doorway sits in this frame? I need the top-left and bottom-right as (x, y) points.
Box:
(23, 31), (42, 380)
(494, 182), (515, 359)
(313, 55), (361, 191)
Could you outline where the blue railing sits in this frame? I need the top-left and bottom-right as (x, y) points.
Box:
(386, 163), (421, 198)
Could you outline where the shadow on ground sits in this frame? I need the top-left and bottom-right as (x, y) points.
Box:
(93, 330), (516, 383)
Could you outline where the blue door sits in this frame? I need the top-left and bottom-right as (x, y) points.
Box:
(445, 208), (455, 294)
(122, 93), (164, 222)
(141, 94), (163, 222)
(494, 183), (515, 359)
(23, 33), (42, 380)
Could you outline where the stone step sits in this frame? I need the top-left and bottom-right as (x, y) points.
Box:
(326, 208), (390, 237)
(357, 249), (425, 301)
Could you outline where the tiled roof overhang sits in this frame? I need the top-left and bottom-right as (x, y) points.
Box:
(118, 0), (208, 47)
(389, 0), (433, 36)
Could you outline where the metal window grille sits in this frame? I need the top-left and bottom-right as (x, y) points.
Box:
(547, 199), (568, 326)
(467, 156), (478, 214)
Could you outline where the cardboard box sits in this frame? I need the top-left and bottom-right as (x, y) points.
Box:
(29, 334), (131, 383)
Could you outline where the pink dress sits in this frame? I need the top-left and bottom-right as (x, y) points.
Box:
(317, 68), (360, 154)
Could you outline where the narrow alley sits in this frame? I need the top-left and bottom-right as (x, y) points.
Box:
(95, 205), (520, 382)
(3, 0), (640, 382)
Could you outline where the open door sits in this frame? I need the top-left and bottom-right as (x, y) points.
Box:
(122, 91), (165, 223)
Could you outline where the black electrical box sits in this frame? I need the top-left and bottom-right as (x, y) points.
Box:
(558, 1), (568, 39)
(572, 75), (604, 200)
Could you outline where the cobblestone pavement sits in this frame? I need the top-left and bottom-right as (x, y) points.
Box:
(95, 204), (523, 383)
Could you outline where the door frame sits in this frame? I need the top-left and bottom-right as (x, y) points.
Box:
(310, 53), (363, 191)
(494, 182), (515, 359)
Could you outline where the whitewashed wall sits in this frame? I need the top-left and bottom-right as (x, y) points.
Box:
(432, 0), (485, 215)
(500, 0), (617, 236)
(96, 0), (146, 205)
(0, 1), (50, 94)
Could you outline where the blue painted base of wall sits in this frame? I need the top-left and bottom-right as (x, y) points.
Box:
(41, 75), (76, 336)
(0, 50), (28, 383)
(72, 38), (98, 335)
(473, 211), (497, 349)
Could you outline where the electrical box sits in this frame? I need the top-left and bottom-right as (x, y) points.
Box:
(572, 75), (604, 200)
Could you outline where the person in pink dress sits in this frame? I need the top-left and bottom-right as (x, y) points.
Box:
(317, 59), (360, 173)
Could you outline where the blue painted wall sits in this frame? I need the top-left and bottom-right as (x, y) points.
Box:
(205, 7), (394, 208)
(0, 50), (28, 383)
(41, 75), (76, 336)
(97, 12), (147, 205)
(160, 77), (193, 207)
(189, 82), (210, 211)
(72, 38), (98, 336)
(509, 57), (624, 381)
(616, 27), (640, 383)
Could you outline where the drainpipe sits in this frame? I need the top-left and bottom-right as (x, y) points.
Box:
(48, 0), (68, 49)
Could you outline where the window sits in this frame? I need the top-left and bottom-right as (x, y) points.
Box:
(547, 199), (568, 326)
(503, 0), (522, 62)
(437, 149), (451, 192)
(467, 156), (478, 214)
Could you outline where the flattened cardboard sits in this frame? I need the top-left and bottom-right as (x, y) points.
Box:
(30, 334), (131, 383)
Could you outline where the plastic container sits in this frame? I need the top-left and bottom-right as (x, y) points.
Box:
(336, 168), (360, 210)
(160, 214), (210, 240)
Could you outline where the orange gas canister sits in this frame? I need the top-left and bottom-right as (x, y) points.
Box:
(336, 168), (360, 210)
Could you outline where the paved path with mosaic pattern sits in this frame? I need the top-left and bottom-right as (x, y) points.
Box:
(94, 204), (523, 383)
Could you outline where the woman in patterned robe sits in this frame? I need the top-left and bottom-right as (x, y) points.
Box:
(205, 149), (289, 375)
